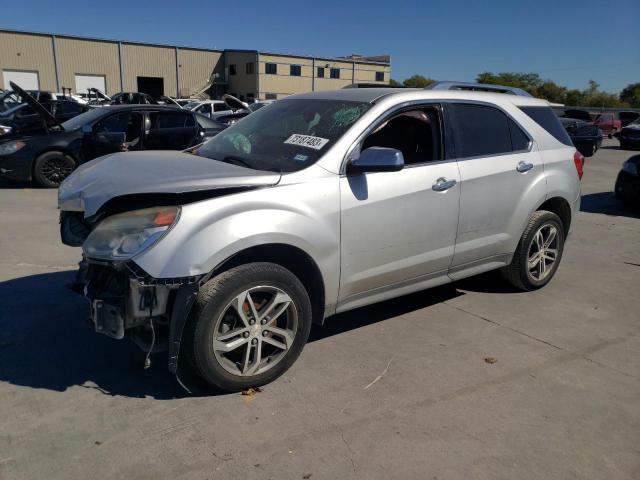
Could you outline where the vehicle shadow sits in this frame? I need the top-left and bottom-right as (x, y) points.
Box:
(310, 284), (464, 342)
(0, 270), (186, 399)
(580, 192), (640, 219)
(0, 178), (34, 189)
(1, 270), (471, 397)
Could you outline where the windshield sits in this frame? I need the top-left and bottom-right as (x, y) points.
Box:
(61, 108), (109, 131)
(195, 99), (371, 173)
(183, 101), (201, 110)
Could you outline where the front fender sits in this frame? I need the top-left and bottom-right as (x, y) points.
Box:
(133, 177), (341, 306)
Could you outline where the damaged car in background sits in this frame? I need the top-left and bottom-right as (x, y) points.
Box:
(0, 82), (88, 138)
(560, 117), (602, 157)
(0, 83), (220, 187)
(59, 86), (581, 392)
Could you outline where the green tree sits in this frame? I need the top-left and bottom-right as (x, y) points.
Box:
(389, 78), (403, 87)
(476, 72), (630, 107)
(476, 72), (542, 92)
(532, 81), (567, 104)
(564, 89), (584, 106)
(581, 80), (627, 108)
(402, 75), (436, 88)
(620, 82), (640, 108)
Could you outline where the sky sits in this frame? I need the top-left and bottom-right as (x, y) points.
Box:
(2, 0), (639, 93)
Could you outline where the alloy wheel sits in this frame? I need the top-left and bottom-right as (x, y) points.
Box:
(40, 156), (74, 185)
(527, 223), (559, 281)
(212, 286), (298, 377)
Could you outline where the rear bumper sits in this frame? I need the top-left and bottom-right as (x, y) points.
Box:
(615, 171), (640, 202)
(619, 136), (640, 149)
(0, 153), (32, 181)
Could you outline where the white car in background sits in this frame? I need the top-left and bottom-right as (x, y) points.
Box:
(182, 99), (232, 118)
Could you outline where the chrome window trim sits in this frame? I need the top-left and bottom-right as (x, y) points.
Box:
(441, 100), (534, 162)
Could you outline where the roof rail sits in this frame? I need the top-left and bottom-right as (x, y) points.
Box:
(425, 81), (532, 97)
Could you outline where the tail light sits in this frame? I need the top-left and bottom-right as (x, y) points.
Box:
(573, 150), (584, 180)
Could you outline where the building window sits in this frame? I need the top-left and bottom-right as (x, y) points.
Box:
(266, 63), (277, 75)
(375, 71), (384, 82)
(290, 65), (301, 76)
(265, 93), (277, 100)
(229, 64), (237, 76)
(330, 68), (340, 79)
(246, 62), (255, 74)
(317, 67), (325, 78)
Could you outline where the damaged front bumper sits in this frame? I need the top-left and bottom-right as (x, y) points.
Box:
(81, 259), (200, 375)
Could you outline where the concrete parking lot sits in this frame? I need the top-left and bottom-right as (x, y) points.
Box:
(0, 139), (638, 480)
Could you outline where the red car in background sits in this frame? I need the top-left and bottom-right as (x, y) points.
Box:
(591, 112), (622, 137)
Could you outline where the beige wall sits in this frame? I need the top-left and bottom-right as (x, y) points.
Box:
(0, 31), (57, 91)
(121, 43), (176, 95)
(178, 48), (222, 97)
(226, 51), (259, 100)
(55, 37), (121, 95)
(0, 31), (389, 100)
(257, 54), (389, 100)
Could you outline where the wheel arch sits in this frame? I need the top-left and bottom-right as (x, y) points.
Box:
(536, 196), (572, 235)
(205, 243), (327, 325)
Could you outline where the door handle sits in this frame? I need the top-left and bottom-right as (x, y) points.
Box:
(516, 161), (534, 173)
(432, 177), (457, 192)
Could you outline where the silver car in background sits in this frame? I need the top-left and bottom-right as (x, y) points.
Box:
(58, 87), (582, 392)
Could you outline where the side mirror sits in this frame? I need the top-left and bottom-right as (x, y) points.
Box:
(347, 147), (404, 174)
(82, 124), (93, 135)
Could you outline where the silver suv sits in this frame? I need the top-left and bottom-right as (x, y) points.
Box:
(59, 86), (583, 392)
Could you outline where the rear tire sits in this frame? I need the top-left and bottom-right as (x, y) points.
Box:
(501, 211), (565, 291)
(185, 262), (312, 392)
(33, 151), (76, 188)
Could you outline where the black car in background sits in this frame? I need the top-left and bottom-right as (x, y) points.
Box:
(110, 92), (160, 105)
(614, 154), (640, 205)
(0, 85), (220, 187)
(0, 82), (88, 137)
(560, 117), (603, 157)
(616, 118), (640, 150)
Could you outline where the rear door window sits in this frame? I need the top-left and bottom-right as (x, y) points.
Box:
(149, 111), (195, 129)
(519, 106), (573, 146)
(447, 104), (513, 158)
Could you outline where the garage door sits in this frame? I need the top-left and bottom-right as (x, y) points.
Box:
(3, 70), (39, 90)
(74, 74), (106, 95)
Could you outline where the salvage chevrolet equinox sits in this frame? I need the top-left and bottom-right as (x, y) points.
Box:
(59, 86), (583, 392)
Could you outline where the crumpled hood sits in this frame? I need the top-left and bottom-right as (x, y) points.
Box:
(58, 150), (281, 217)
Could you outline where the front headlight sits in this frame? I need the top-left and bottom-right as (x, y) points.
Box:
(622, 161), (638, 176)
(83, 206), (180, 261)
(0, 125), (13, 136)
(0, 140), (26, 155)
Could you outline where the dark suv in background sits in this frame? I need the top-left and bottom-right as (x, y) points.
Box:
(0, 84), (219, 187)
(0, 85), (88, 137)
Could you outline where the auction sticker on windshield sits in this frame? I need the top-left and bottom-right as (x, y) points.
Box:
(284, 134), (330, 150)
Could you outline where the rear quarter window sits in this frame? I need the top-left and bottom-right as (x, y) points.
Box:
(519, 106), (573, 146)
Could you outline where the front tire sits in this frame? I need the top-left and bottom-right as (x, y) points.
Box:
(33, 151), (76, 188)
(186, 262), (312, 392)
(501, 211), (565, 291)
